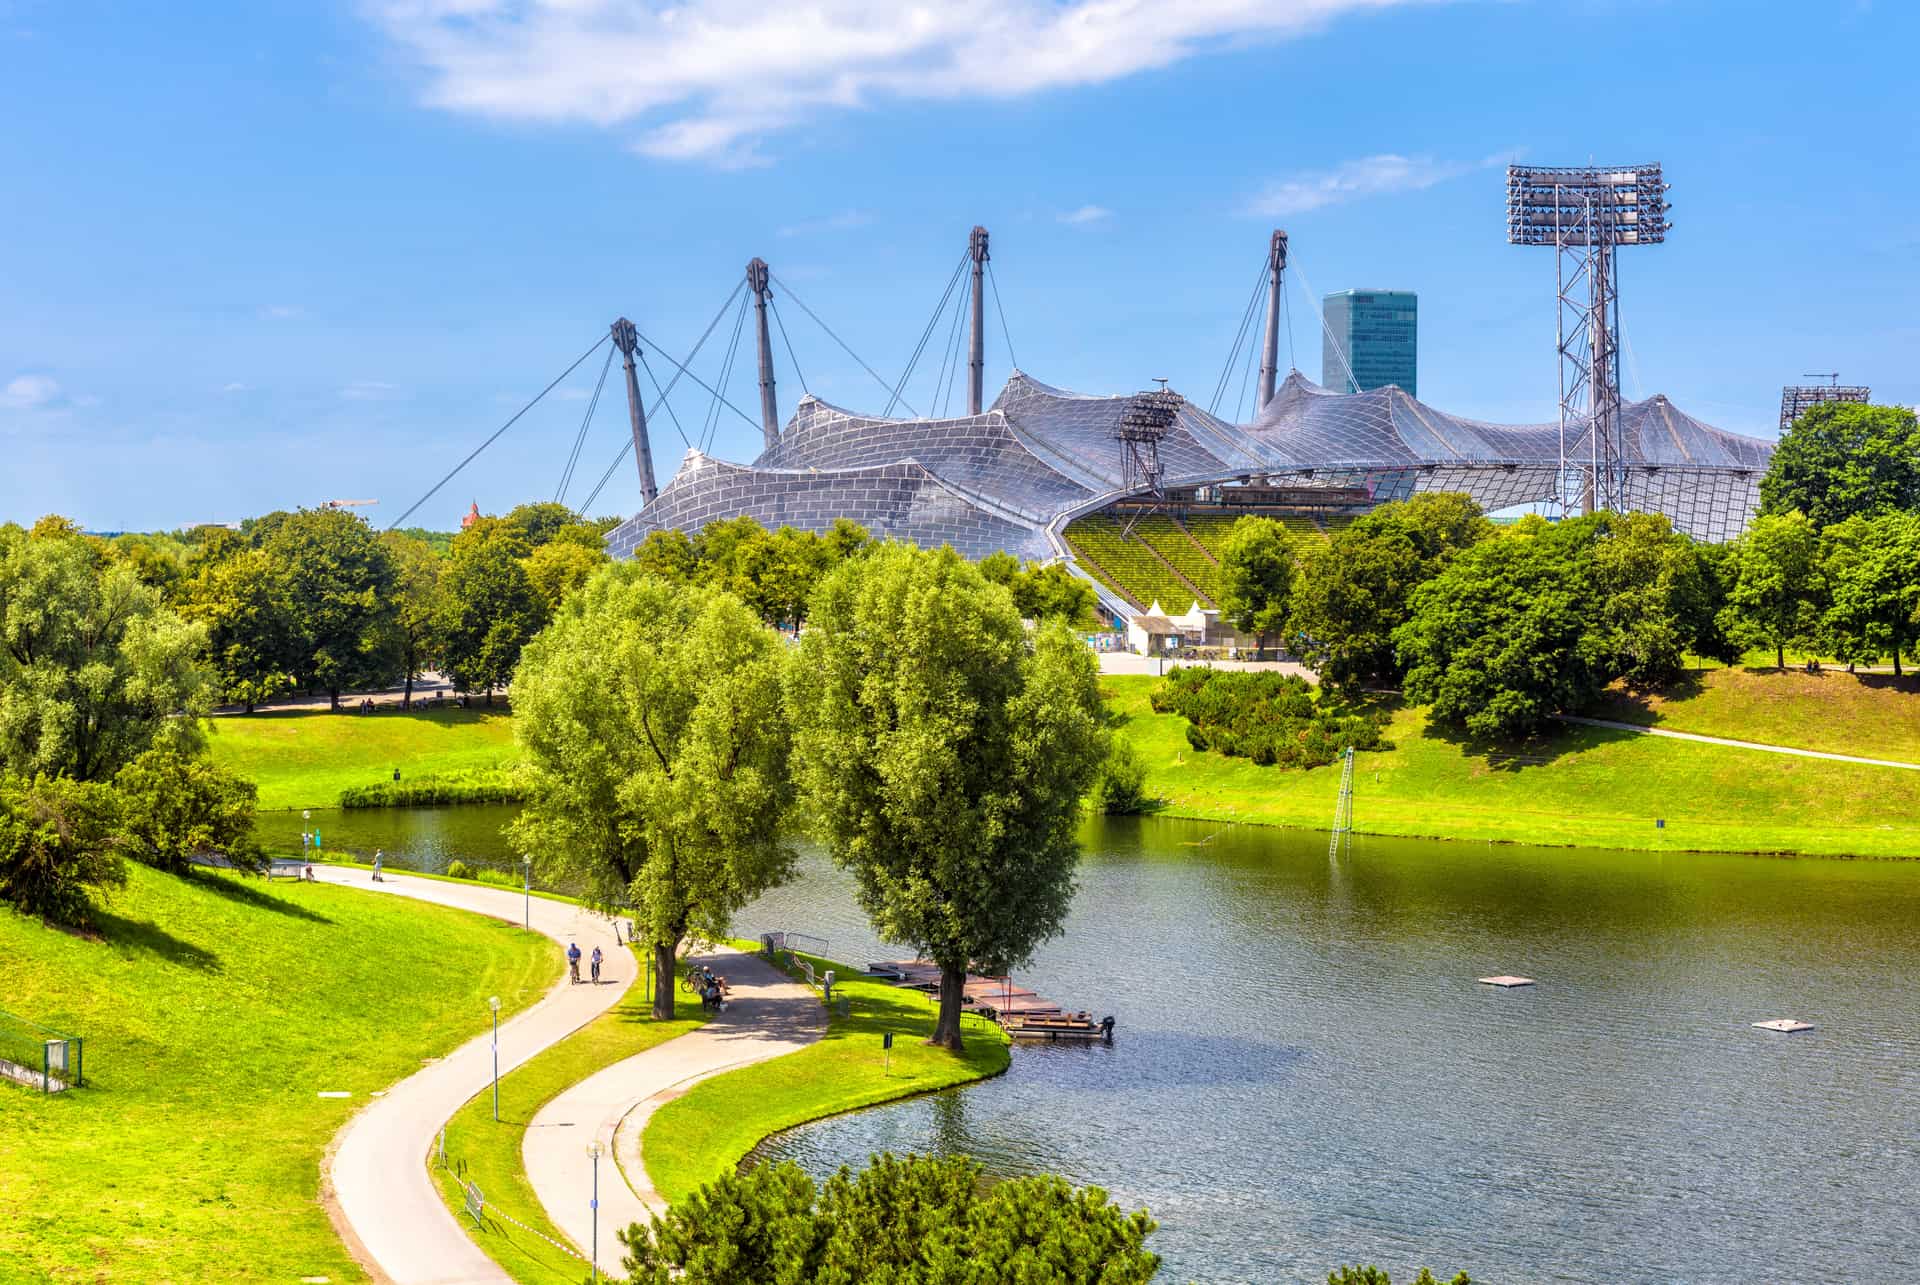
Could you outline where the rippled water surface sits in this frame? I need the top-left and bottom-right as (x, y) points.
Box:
(280, 806), (1920, 1282)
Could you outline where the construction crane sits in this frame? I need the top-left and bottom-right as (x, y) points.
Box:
(322, 499), (378, 510)
(1802, 372), (1841, 387)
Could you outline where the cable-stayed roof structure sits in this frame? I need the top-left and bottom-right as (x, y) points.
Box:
(604, 226), (1776, 598)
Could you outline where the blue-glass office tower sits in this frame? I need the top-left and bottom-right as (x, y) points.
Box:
(1322, 290), (1417, 397)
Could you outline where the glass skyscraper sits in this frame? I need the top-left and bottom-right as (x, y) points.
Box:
(1322, 290), (1417, 396)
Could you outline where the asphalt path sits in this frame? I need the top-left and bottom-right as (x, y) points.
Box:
(316, 868), (628, 1285)
(522, 946), (824, 1277)
(1559, 714), (1920, 770)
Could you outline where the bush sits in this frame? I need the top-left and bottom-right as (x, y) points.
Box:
(1090, 737), (1151, 814)
(0, 775), (125, 924)
(475, 867), (518, 888)
(445, 859), (476, 880)
(1151, 668), (1389, 769)
(338, 770), (526, 809)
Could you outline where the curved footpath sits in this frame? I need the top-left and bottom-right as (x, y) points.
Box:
(317, 867), (630, 1285)
(523, 948), (825, 1278)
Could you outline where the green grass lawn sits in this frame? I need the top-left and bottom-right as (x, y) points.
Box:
(1104, 675), (1920, 858)
(0, 864), (552, 1283)
(1588, 665), (1920, 762)
(204, 705), (520, 811)
(428, 968), (708, 1285)
(642, 947), (1010, 1206)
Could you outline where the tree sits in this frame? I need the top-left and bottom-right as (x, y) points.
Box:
(439, 528), (543, 703)
(1011, 562), (1099, 625)
(1217, 516), (1297, 654)
(728, 525), (833, 627)
(523, 538), (605, 619)
(0, 523), (211, 780)
(0, 773), (124, 924)
(787, 544), (1106, 1049)
(499, 501), (579, 549)
(620, 1153), (1159, 1285)
(1760, 402), (1920, 529)
(379, 531), (446, 709)
(1724, 511), (1822, 669)
(181, 545), (297, 711)
(1395, 513), (1730, 740)
(112, 748), (262, 873)
(633, 529), (700, 584)
(1818, 511), (1920, 676)
(510, 568), (793, 1019)
(1089, 736), (1150, 814)
(1290, 493), (1492, 689)
(1328, 1268), (1470, 1285)
(261, 508), (398, 710)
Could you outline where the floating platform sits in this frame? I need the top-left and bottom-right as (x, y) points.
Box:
(1752, 1019), (1814, 1033)
(1478, 975), (1536, 988)
(1005, 1013), (1114, 1042)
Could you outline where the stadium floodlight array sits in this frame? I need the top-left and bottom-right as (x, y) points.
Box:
(1779, 383), (1870, 433)
(1114, 388), (1184, 497)
(1507, 164), (1673, 517)
(1506, 165), (1672, 246)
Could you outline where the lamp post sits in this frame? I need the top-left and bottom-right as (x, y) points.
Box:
(521, 855), (532, 930)
(488, 995), (501, 1122)
(588, 1139), (603, 1282)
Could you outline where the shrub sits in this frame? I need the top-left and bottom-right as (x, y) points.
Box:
(1151, 668), (1389, 769)
(475, 867), (518, 888)
(445, 859), (476, 880)
(338, 770), (526, 809)
(0, 775), (125, 924)
(1090, 737), (1151, 814)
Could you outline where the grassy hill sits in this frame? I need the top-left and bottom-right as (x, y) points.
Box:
(1589, 666), (1920, 762)
(0, 865), (551, 1282)
(204, 705), (519, 811)
(1103, 674), (1920, 858)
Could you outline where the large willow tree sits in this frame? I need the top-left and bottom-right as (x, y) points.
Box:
(510, 567), (794, 1018)
(787, 544), (1106, 1050)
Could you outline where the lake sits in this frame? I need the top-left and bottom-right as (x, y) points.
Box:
(284, 806), (1920, 1283)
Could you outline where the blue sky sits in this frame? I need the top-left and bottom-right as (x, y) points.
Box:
(2, 0), (1914, 531)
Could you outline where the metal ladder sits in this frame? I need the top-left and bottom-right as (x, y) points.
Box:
(1328, 746), (1355, 858)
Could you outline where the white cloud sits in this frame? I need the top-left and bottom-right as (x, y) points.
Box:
(222, 381), (249, 393)
(260, 304), (305, 320)
(1246, 151), (1509, 217)
(1058, 204), (1112, 225)
(2, 374), (59, 409)
(778, 210), (874, 239)
(364, 0), (1431, 166)
(340, 380), (398, 401)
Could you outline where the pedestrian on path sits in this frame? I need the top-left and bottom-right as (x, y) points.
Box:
(590, 946), (603, 984)
(372, 850), (384, 882)
(567, 941), (582, 984)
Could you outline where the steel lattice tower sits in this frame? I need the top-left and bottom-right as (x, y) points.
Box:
(1508, 165), (1672, 516)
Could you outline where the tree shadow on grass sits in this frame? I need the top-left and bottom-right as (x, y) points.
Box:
(1418, 714), (1634, 773)
(90, 907), (221, 971)
(185, 870), (334, 924)
(1589, 670), (1707, 724)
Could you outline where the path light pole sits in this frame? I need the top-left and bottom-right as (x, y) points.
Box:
(521, 855), (532, 930)
(588, 1139), (602, 1282)
(489, 995), (501, 1122)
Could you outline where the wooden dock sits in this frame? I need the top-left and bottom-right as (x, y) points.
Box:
(866, 959), (1114, 1041)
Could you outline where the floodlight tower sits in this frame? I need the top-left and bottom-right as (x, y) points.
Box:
(1115, 387), (1182, 495)
(610, 317), (658, 505)
(1507, 164), (1672, 515)
(1779, 378), (1869, 433)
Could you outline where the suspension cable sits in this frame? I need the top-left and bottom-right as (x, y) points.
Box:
(932, 266), (969, 419)
(701, 290), (750, 453)
(387, 332), (609, 531)
(986, 261), (1018, 372)
(770, 273), (915, 416)
(885, 250), (969, 417)
(769, 297), (808, 394)
(1209, 260), (1267, 417)
(1234, 302), (1262, 423)
(1290, 253), (1358, 394)
(556, 343), (615, 504)
(634, 325), (762, 431)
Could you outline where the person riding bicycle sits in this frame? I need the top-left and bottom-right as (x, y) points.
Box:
(589, 945), (603, 984)
(566, 941), (582, 984)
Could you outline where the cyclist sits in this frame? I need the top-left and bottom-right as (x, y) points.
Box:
(566, 941), (582, 984)
(589, 945), (603, 984)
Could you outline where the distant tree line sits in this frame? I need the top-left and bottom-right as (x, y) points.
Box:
(1206, 401), (1920, 741)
